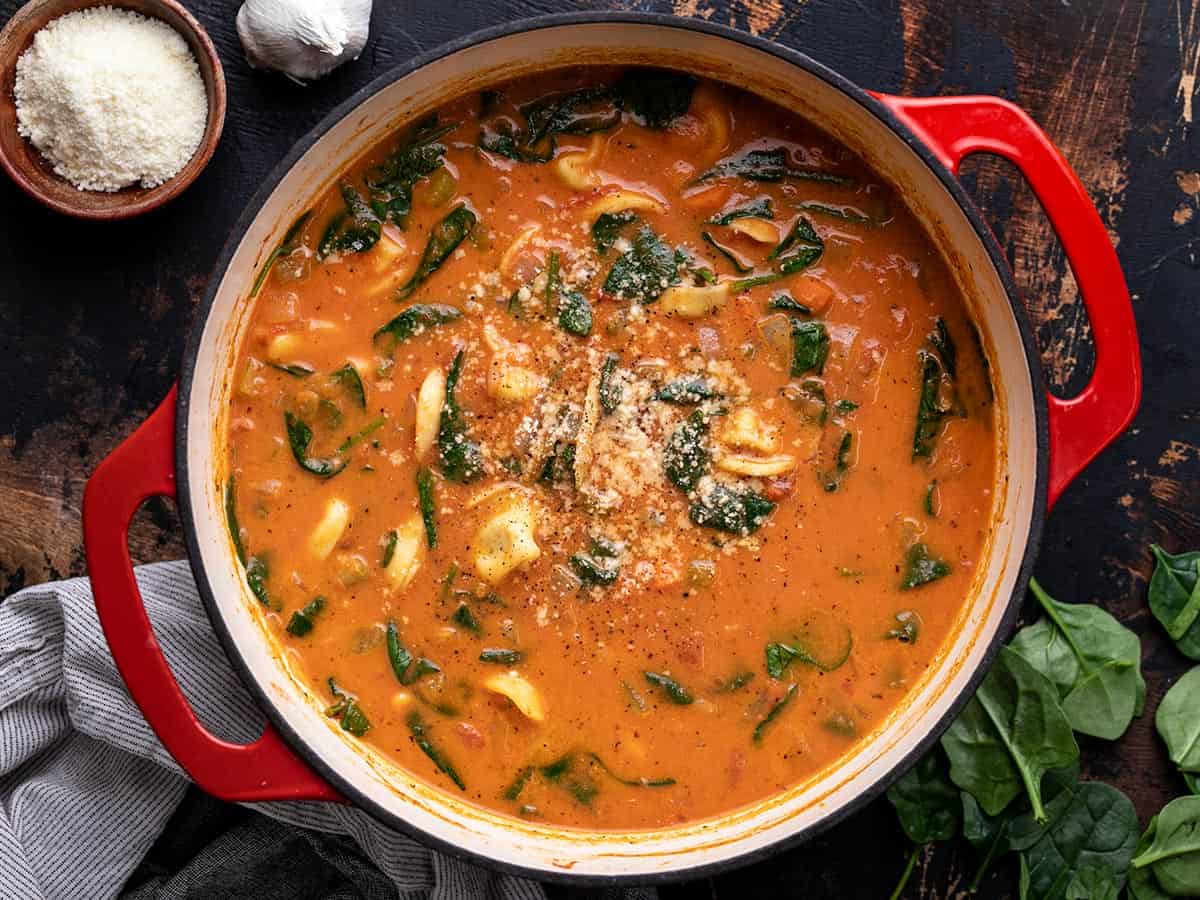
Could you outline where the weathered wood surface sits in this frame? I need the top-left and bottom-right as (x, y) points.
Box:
(1, 0), (1196, 896)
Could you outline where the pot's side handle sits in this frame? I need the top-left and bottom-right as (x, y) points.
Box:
(83, 386), (342, 803)
(874, 94), (1141, 509)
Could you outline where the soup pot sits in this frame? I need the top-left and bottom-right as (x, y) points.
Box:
(81, 13), (1141, 883)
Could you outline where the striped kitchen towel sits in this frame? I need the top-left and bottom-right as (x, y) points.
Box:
(0, 561), (655, 900)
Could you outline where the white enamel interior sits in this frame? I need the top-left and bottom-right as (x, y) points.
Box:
(183, 22), (1038, 879)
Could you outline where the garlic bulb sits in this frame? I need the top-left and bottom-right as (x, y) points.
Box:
(236, 0), (371, 83)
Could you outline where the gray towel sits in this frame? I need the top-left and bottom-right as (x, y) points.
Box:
(0, 561), (656, 900)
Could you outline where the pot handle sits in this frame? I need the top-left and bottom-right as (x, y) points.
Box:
(874, 94), (1141, 508)
(83, 386), (342, 803)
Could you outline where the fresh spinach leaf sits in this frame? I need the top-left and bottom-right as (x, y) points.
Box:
(318, 184), (381, 259)
(643, 671), (694, 705)
(689, 485), (776, 535)
(664, 410), (710, 492)
(696, 147), (851, 184)
(286, 595), (326, 637)
(396, 204), (476, 300)
(366, 116), (457, 227)
(1149, 545), (1200, 659)
(941, 646), (1079, 823)
(790, 320), (829, 376)
(708, 196), (774, 225)
(615, 68), (696, 128)
(887, 749), (961, 845)
(603, 225), (681, 301)
(250, 210), (312, 297)
(654, 376), (714, 405)
(900, 543), (951, 590)
(416, 467), (437, 549)
(437, 350), (486, 483)
(284, 411), (347, 478)
(325, 678), (370, 736)
(1128, 817), (1174, 900)
(1020, 781), (1138, 900)
(1156, 665), (1200, 775)
(374, 303), (462, 346)
(407, 710), (465, 789)
(753, 683), (798, 744)
(592, 211), (637, 254)
(598, 352), (622, 414)
(1131, 797), (1200, 897)
(1008, 578), (1143, 740)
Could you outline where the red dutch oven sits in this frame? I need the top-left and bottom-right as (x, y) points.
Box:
(82, 14), (1140, 883)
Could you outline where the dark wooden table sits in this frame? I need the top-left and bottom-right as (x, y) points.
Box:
(1, 1), (1195, 896)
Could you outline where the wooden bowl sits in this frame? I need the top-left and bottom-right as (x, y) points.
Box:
(0, 0), (226, 219)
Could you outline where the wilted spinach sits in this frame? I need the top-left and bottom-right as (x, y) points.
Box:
(615, 68), (696, 128)
(912, 316), (960, 459)
(284, 411), (347, 478)
(708, 196), (774, 225)
(790, 320), (829, 377)
(900, 543), (951, 590)
(753, 683), (798, 744)
(374, 303), (462, 346)
(250, 210), (312, 297)
(598, 352), (622, 414)
(603, 225), (681, 301)
(318, 184), (381, 259)
(408, 710), (464, 789)
(365, 116), (457, 227)
(325, 678), (370, 736)
(695, 146), (851, 184)
(654, 376), (714, 405)
(689, 485), (776, 536)
(416, 467), (437, 549)
(286, 595), (326, 637)
(437, 350), (486, 483)
(395, 204), (476, 300)
(643, 671), (694, 705)
(664, 410), (710, 492)
(592, 210), (637, 254)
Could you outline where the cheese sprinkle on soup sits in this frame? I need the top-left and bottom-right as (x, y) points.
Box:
(224, 68), (997, 830)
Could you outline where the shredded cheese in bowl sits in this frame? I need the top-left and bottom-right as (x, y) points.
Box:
(13, 6), (208, 192)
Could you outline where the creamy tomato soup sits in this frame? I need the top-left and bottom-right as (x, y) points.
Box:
(223, 68), (996, 830)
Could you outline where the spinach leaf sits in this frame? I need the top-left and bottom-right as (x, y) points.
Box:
(336, 416), (384, 455)
(664, 410), (710, 491)
(269, 362), (314, 378)
(701, 231), (752, 274)
(790, 320), (830, 376)
(396, 204), (476, 300)
(250, 210), (312, 297)
(284, 411), (347, 478)
(1149, 545), (1200, 659)
(407, 710), (465, 789)
(482, 87), (619, 162)
(592, 210), (637, 254)
(570, 537), (622, 586)
(615, 68), (696, 128)
(900, 543), (951, 589)
(286, 596), (326, 637)
(603, 225), (680, 301)
(437, 350), (486, 483)
(245, 554), (271, 608)
(912, 317), (960, 459)
(654, 376), (714, 405)
(689, 485), (776, 535)
(538, 440), (576, 487)
(888, 749), (961, 845)
(797, 200), (877, 225)
(782, 378), (828, 425)
(452, 603), (482, 635)
(381, 530), (398, 567)
(770, 216), (824, 274)
(715, 670), (755, 692)
(416, 467), (437, 549)
(330, 363), (366, 409)
(225, 478), (247, 565)
(925, 480), (939, 516)
(1008, 578), (1143, 740)
(586, 752), (676, 788)
(643, 671), (694, 705)
(558, 288), (593, 336)
(598, 352), (622, 414)
(765, 616), (852, 676)
(318, 184), (381, 259)
(820, 429), (853, 493)
(1156, 665), (1200, 774)
(696, 147), (851, 185)
(374, 303), (462, 346)
(1132, 798), (1200, 897)
(941, 646), (1079, 823)
(1128, 817), (1174, 900)
(386, 621), (441, 686)
(365, 116), (457, 227)
(753, 683), (798, 744)
(1020, 781), (1138, 900)
(325, 678), (370, 736)
(480, 648), (523, 665)
(768, 292), (810, 313)
(834, 399), (858, 414)
(886, 610), (921, 643)
(708, 196), (774, 225)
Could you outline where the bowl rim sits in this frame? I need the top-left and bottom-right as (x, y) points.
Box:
(175, 11), (1048, 884)
(0, 0), (227, 220)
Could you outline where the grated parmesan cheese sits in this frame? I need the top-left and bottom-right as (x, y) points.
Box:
(14, 7), (208, 192)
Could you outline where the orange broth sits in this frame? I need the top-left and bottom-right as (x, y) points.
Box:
(223, 68), (997, 830)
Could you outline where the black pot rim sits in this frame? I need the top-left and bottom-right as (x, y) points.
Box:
(176, 10), (1048, 887)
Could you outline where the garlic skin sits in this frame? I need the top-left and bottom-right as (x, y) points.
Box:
(236, 0), (372, 83)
